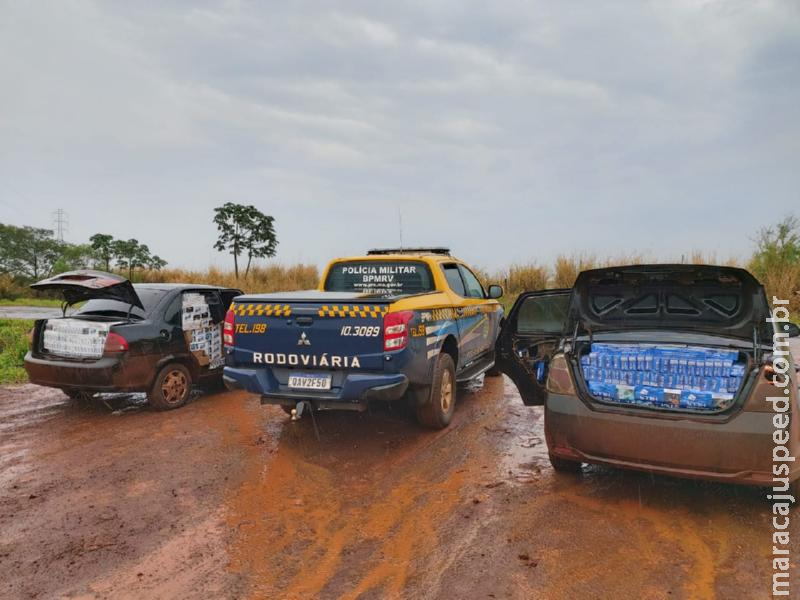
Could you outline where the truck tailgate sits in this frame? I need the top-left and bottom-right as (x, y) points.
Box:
(230, 296), (391, 371)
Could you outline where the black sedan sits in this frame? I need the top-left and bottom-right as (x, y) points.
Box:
(24, 270), (241, 410)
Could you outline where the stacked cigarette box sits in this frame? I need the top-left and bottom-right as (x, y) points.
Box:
(42, 319), (111, 359)
(182, 294), (224, 368)
(580, 343), (745, 411)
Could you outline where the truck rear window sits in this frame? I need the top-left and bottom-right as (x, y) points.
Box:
(324, 261), (434, 295)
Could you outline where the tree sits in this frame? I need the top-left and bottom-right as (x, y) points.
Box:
(213, 203), (278, 279)
(112, 238), (151, 280)
(147, 255), (167, 271)
(244, 211), (278, 278)
(51, 244), (96, 274)
(750, 215), (800, 281)
(0, 223), (62, 280)
(89, 233), (115, 271)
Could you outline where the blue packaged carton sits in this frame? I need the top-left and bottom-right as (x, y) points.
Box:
(634, 385), (664, 406)
(680, 390), (715, 410)
(615, 384), (636, 403)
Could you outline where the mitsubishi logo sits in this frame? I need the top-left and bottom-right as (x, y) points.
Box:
(297, 332), (311, 346)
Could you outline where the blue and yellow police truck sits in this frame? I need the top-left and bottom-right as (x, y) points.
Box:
(223, 248), (504, 428)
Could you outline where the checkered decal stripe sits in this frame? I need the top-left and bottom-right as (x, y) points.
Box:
(317, 305), (389, 318)
(232, 304), (388, 318)
(233, 303), (292, 317)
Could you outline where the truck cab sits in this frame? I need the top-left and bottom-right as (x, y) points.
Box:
(223, 248), (504, 428)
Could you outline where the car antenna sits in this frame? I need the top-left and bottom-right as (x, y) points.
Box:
(398, 207), (403, 250)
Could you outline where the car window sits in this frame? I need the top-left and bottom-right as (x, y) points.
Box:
(442, 264), (466, 296)
(458, 265), (485, 299)
(516, 294), (570, 335)
(75, 288), (169, 319)
(324, 261), (434, 295)
(164, 294), (182, 325)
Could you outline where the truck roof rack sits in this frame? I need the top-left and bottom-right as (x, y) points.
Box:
(367, 247), (452, 256)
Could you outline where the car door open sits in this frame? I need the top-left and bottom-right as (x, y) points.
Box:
(495, 289), (571, 405)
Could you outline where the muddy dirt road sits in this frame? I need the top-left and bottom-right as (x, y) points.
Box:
(0, 377), (795, 599)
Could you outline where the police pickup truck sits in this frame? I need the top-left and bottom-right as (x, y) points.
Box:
(223, 248), (504, 428)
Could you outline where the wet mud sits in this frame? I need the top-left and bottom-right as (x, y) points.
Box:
(0, 376), (795, 599)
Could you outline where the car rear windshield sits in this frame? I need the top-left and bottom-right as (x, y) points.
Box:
(324, 261), (435, 296)
(75, 288), (169, 319)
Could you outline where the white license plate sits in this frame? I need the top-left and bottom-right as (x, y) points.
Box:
(287, 374), (332, 390)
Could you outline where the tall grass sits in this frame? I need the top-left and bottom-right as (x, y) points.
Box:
(135, 264), (320, 294)
(0, 319), (32, 384)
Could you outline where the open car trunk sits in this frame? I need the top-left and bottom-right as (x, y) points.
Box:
(30, 270), (144, 360)
(567, 264), (771, 414)
(576, 340), (748, 412)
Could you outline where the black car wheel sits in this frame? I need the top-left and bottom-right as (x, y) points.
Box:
(148, 363), (192, 411)
(415, 353), (456, 429)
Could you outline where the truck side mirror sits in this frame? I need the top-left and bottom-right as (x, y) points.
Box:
(488, 284), (504, 299)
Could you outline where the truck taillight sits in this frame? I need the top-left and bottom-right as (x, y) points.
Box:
(383, 311), (414, 352)
(224, 309), (235, 347)
(104, 332), (129, 353)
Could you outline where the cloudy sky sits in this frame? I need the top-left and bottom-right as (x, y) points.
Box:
(1, 0), (798, 272)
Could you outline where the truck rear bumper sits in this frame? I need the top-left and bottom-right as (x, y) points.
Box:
(223, 366), (409, 411)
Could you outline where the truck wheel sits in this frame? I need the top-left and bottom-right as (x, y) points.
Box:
(549, 454), (583, 473)
(148, 363), (192, 411)
(416, 353), (456, 429)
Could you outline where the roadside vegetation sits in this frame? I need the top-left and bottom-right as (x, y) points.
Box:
(0, 319), (33, 384)
(0, 215), (797, 384)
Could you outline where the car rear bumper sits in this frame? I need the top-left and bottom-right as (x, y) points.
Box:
(545, 392), (800, 487)
(24, 352), (152, 392)
(223, 366), (409, 411)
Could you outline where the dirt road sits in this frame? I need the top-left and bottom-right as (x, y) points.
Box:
(0, 376), (795, 599)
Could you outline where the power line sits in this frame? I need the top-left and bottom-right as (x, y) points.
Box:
(52, 208), (68, 242)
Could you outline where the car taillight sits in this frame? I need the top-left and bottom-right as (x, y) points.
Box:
(223, 309), (235, 347)
(546, 354), (577, 395)
(383, 311), (414, 352)
(104, 332), (129, 353)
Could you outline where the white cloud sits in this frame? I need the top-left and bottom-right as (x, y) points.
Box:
(0, 1), (798, 270)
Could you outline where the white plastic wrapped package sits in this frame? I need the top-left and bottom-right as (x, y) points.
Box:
(42, 319), (115, 359)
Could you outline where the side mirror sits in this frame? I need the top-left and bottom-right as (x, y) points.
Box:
(487, 284), (504, 299)
(785, 322), (800, 338)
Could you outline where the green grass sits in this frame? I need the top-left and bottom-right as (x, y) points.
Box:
(0, 319), (32, 384)
(0, 297), (64, 307)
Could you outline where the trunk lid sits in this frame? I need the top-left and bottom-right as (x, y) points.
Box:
(568, 264), (772, 341)
(231, 291), (394, 371)
(30, 270), (144, 310)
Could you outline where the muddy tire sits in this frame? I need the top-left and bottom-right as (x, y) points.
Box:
(62, 389), (95, 401)
(148, 363), (192, 411)
(415, 353), (456, 430)
(549, 454), (583, 473)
